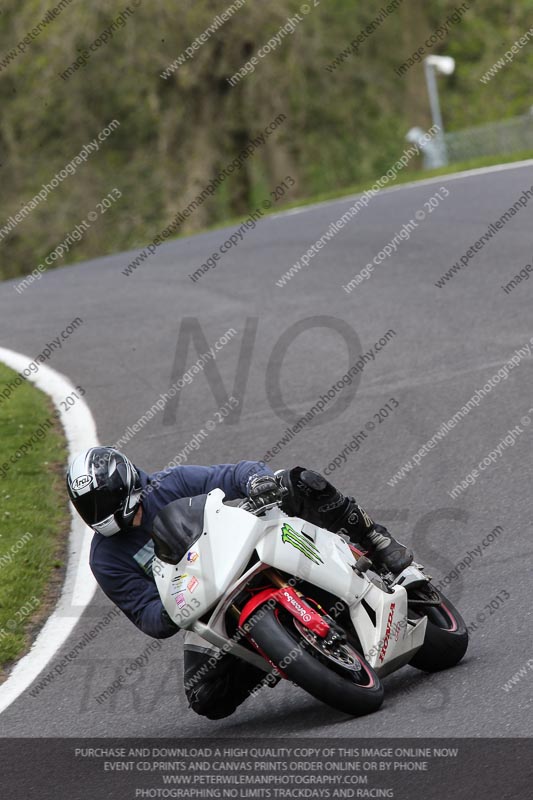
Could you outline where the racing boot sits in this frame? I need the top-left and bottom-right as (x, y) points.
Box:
(277, 467), (412, 574)
(364, 522), (413, 574)
(183, 632), (274, 719)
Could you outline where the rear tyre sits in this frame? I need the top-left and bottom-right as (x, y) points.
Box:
(247, 603), (384, 716)
(408, 586), (468, 672)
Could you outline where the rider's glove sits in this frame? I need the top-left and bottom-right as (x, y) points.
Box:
(246, 474), (282, 511)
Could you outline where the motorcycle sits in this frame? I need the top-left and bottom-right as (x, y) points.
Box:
(151, 489), (468, 716)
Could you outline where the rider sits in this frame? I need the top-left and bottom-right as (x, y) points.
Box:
(67, 447), (412, 719)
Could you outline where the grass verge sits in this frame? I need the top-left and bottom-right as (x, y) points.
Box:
(156, 149), (533, 244)
(0, 362), (69, 679)
(268, 149), (533, 213)
(8, 148), (533, 280)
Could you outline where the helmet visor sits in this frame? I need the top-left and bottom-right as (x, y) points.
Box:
(74, 485), (125, 527)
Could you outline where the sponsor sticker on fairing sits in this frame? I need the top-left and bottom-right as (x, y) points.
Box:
(170, 574), (188, 594)
(378, 603), (396, 662)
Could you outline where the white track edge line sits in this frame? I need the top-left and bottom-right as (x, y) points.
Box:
(267, 158), (533, 220)
(2, 157), (532, 709)
(0, 348), (98, 714)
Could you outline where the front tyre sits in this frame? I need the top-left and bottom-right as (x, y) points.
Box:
(247, 604), (384, 716)
(408, 585), (468, 672)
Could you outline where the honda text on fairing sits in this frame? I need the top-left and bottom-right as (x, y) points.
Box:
(151, 489), (468, 716)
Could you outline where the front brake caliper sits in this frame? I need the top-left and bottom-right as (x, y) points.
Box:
(321, 616), (347, 647)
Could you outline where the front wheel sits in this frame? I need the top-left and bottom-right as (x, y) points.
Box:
(408, 585), (468, 672)
(247, 603), (384, 716)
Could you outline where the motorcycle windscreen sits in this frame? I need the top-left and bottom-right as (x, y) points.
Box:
(151, 495), (207, 564)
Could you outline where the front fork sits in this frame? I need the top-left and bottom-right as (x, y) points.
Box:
(236, 569), (349, 652)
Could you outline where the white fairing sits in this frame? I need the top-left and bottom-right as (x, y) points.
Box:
(350, 582), (426, 677)
(153, 490), (261, 628)
(153, 489), (427, 676)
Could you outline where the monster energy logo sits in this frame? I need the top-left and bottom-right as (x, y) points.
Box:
(281, 523), (323, 565)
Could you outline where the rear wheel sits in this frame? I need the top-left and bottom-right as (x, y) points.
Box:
(247, 602), (384, 716)
(408, 585), (468, 672)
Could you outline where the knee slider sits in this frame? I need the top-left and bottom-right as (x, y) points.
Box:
(299, 469), (328, 492)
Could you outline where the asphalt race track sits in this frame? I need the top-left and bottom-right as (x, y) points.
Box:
(1, 162), (532, 738)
